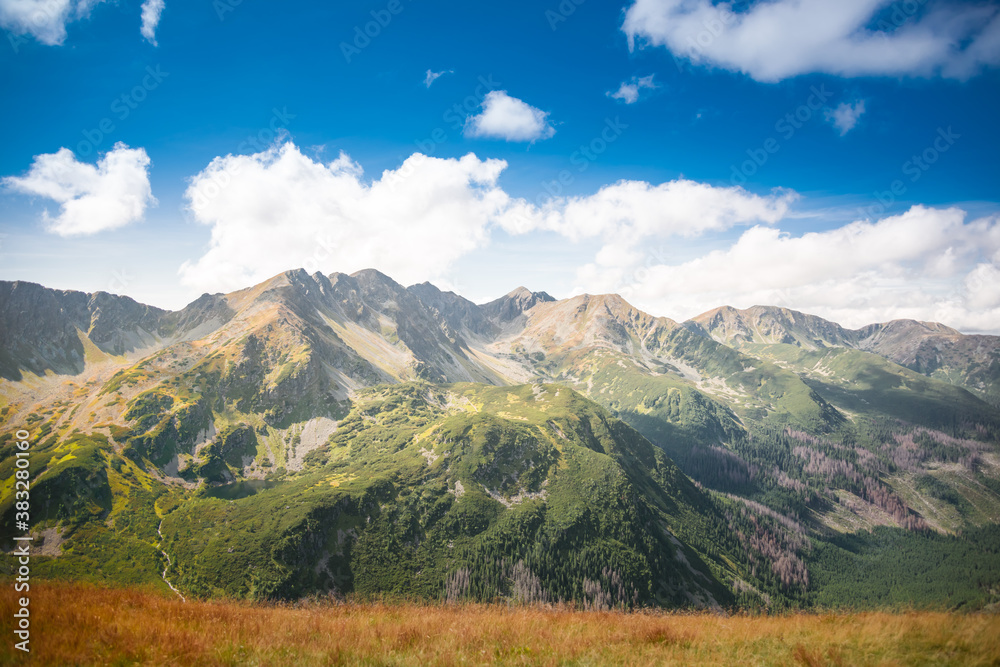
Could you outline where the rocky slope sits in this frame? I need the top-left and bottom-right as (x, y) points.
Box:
(686, 304), (1000, 405)
(2, 269), (1000, 609)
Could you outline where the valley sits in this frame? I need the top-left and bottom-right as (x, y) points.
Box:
(2, 269), (999, 611)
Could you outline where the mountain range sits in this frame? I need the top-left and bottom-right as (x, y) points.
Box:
(2, 269), (999, 610)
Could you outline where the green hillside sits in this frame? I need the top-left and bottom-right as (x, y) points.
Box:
(741, 344), (1000, 429)
(3, 272), (1000, 611)
(3, 383), (765, 608)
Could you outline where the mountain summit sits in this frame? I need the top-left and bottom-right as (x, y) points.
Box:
(2, 268), (999, 610)
(685, 304), (1000, 404)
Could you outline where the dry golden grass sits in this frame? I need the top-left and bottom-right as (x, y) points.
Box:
(3, 581), (1000, 666)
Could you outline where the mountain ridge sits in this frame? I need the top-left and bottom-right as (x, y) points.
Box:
(2, 272), (988, 371)
(685, 303), (1000, 405)
(2, 268), (1000, 610)
(5, 269), (996, 405)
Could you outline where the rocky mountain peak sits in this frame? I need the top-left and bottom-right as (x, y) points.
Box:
(481, 286), (555, 323)
(689, 304), (854, 349)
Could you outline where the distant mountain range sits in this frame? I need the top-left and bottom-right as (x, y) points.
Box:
(2, 269), (999, 610)
(687, 304), (1000, 405)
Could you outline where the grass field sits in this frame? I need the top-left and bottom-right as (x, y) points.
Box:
(2, 582), (1000, 665)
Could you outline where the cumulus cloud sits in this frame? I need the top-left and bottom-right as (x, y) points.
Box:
(965, 263), (1000, 311)
(180, 144), (790, 297)
(498, 178), (795, 240)
(177, 142), (1000, 332)
(180, 143), (512, 293)
(3, 142), (156, 236)
(596, 206), (1000, 332)
(464, 91), (555, 142)
(140, 0), (163, 45)
(826, 100), (866, 136)
(622, 0), (1000, 82)
(424, 68), (452, 88)
(0, 0), (104, 45)
(497, 179), (797, 303)
(0, 0), (164, 46)
(608, 74), (658, 104)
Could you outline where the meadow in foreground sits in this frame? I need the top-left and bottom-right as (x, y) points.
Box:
(2, 582), (999, 666)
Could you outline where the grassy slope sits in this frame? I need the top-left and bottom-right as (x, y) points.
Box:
(155, 382), (742, 607)
(1, 382), (753, 608)
(3, 581), (999, 666)
(534, 339), (1000, 611)
(730, 343), (1000, 530)
(741, 344), (1000, 429)
(4, 292), (1000, 613)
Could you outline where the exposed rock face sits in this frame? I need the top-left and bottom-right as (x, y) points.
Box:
(407, 282), (498, 340)
(854, 319), (964, 368)
(84, 291), (165, 355)
(332, 269), (472, 378)
(3, 268), (1000, 609)
(481, 286), (555, 324)
(194, 424), (258, 482)
(159, 292), (235, 340)
(0, 281), (171, 380)
(854, 321), (1000, 404)
(0, 281), (87, 379)
(685, 305), (855, 349)
(3, 268), (999, 405)
(686, 304), (1000, 402)
(496, 293), (678, 358)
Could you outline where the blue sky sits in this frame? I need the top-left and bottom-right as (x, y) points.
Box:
(1, 0), (999, 331)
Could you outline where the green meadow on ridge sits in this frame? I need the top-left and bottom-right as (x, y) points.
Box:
(2, 269), (999, 611)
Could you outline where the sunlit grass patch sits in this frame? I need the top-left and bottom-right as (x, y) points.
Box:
(3, 581), (999, 666)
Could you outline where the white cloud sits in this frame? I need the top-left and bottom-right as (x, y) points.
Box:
(0, 0), (103, 45)
(3, 142), (156, 236)
(180, 143), (512, 293)
(594, 206), (1000, 332)
(965, 263), (1000, 311)
(498, 178), (795, 240)
(608, 74), (658, 104)
(497, 179), (797, 303)
(140, 0), (163, 45)
(177, 142), (1000, 332)
(826, 100), (866, 136)
(464, 91), (556, 142)
(424, 68), (452, 88)
(180, 145), (786, 296)
(622, 0), (1000, 82)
